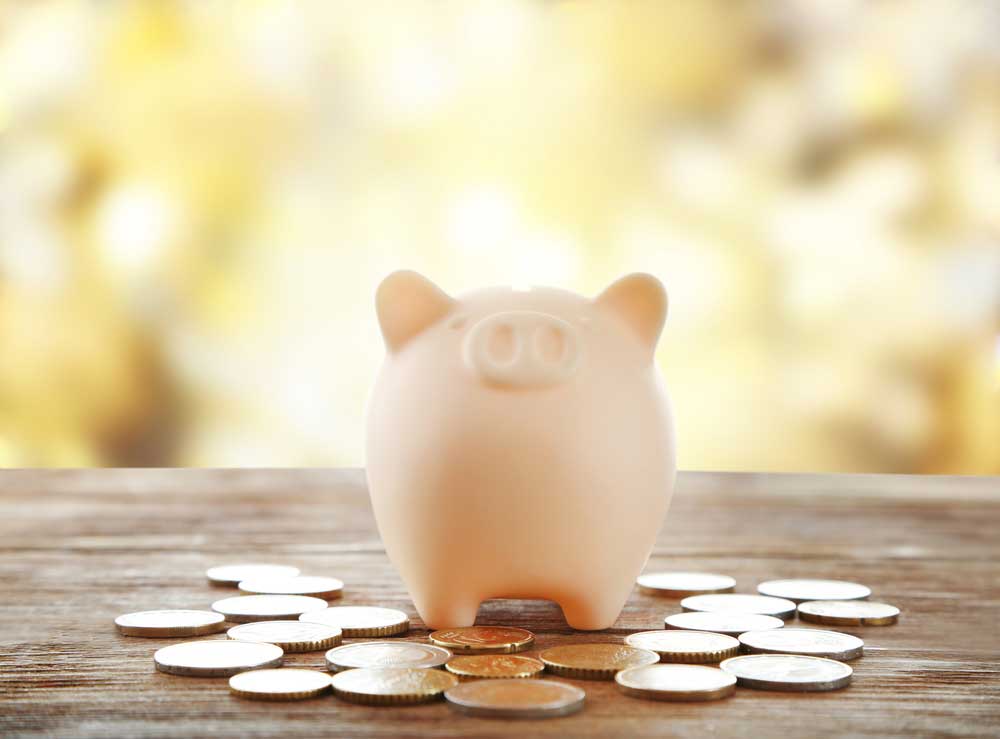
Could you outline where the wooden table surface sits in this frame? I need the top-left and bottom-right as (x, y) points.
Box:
(2, 469), (999, 738)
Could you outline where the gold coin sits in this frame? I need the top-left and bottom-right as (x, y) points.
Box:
(664, 611), (785, 636)
(212, 594), (328, 623)
(227, 621), (343, 652)
(720, 654), (853, 692)
(637, 572), (736, 598)
(206, 564), (300, 587)
(238, 575), (344, 600)
(325, 642), (452, 672)
(445, 655), (545, 680)
(299, 606), (409, 637)
(115, 610), (226, 638)
(680, 593), (796, 619)
(539, 643), (659, 680)
(445, 678), (585, 718)
(154, 640), (284, 677)
(797, 600), (900, 626)
(330, 667), (458, 705)
(738, 628), (864, 661)
(615, 664), (736, 702)
(429, 627), (534, 654)
(757, 579), (871, 603)
(624, 630), (740, 663)
(229, 668), (332, 701)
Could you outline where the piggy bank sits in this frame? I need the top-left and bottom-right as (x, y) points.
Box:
(365, 271), (676, 630)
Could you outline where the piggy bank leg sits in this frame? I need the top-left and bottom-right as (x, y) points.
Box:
(411, 586), (482, 629)
(558, 591), (629, 631)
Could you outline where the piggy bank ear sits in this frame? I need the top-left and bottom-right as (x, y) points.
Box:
(376, 271), (455, 351)
(594, 273), (668, 354)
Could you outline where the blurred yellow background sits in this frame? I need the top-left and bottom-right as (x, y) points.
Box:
(0, 0), (998, 471)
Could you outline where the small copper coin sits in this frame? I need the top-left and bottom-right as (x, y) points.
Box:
(212, 595), (328, 623)
(429, 627), (535, 654)
(445, 654), (545, 680)
(665, 611), (785, 636)
(539, 643), (659, 680)
(637, 572), (736, 598)
(325, 642), (452, 672)
(227, 621), (343, 652)
(445, 678), (585, 719)
(616, 664), (736, 702)
(207, 564), (300, 587)
(299, 606), (409, 637)
(229, 668), (332, 701)
(797, 600), (900, 626)
(115, 610), (226, 638)
(330, 667), (458, 705)
(154, 640), (284, 677)
(758, 579), (871, 603)
(738, 628), (864, 661)
(681, 594), (797, 620)
(624, 630), (740, 663)
(238, 575), (344, 600)
(720, 654), (852, 692)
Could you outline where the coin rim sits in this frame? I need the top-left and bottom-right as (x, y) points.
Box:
(444, 654), (546, 680)
(738, 628), (864, 661)
(115, 610), (227, 638)
(719, 654), (853, 692)
(330, 667), (458, 705)
(153, 640), (284, 677)
(756, 579), (871, 604)
(636, 572), (737, 598)
(624, 630), (741, 663)
(429, 627), (536, 654)
(539, 644), (660, 680)
(325, 641), (453, 672)
(444, 678), (585, 718)
(615, 664), (737, 702)
(228, 668), (333, 701)
(226, 621), (344, 652)
(797, 600), (900, 626)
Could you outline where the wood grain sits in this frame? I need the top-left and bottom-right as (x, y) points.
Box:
(1, 469), (998, 738)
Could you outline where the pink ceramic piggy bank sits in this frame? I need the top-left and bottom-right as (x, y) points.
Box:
(366, 271), (676, 630)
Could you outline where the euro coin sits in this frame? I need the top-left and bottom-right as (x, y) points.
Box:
(330, 667), (457, 705)
(299, 606), (409, 637)
(325, 642), (452, 672)
(720, 654), (852, 691)
(227, 621), (343, 652)
(229, 668), (332, 701)
(212, 594), (328, 623)
(206, 564), (300, 587)
(636, 572), (736, 598)
(757, 579), (870, 603)
(681, 593), (796, 620)
(238, 575), (343, 600)
(445, 654), (545, 680)
(445, 678), (585, 718)
(624, 630), (740, 663)
(539, 643), (659, 680)
(115, 610), (226, 638)
(797, 600), (900, 626)
(664, 611), (785, 636)
(154, 640), (283, 677)
(429, 627), (535, 654)
(738, 628), (864, 660)
(615, 664), (736, 702)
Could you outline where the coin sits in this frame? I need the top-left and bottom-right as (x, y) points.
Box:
(624, 630), (740, 663)
(207, 564), (300, 587)
(445, 655), (545, 680)
(539, 643), (659, 680)
(664, 611), (785, 636)
(445, 678), (585, 719)
(738, 628), (864, 660)
(757, 579), (871, 603)
(229, 668), (332, 701)
(720, 654), (853, 692)
(325, 642), (452, 672)
(212, 594), (328, 623)
(429, 627), (535, 654)
(115, 610), (226, 638)
(680, 593), (797, 619)
(615, 664), (736, 702)
(154, 640), (284, 677)
(330, 667), (458, 705)
(797, 600), (900, 626)
(227, 621), (343, 652)
(238, 575), (344, 600)
(299, 606), (410, 637)
(636, 572), (736, 598)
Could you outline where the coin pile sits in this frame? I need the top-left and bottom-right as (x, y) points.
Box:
(115, 566), (899, 717)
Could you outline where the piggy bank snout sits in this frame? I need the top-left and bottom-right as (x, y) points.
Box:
(462, 311), (580, 388)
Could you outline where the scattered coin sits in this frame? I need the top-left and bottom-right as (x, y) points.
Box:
(681, 593), (797, 620)
(206, 564), (300, 587)
(445, 655), (546, 680)
(154, 640), (283, 677)
(229, 668), (332, 701)
(299, 606), (410, 637)
(539, 643), (659, 680)
(445, 678), (585, 719)
(325, 642), (452, 672)
(615, 664), (736, 702)
(664, 611), (785, 636)
(636, 572), (736, 598)
(738, 628), (864, 660)
(330, 667), (458, 705)
(624, 630), (740, 663)
(429, 627), (535, 654)
(797, 600), (900, 626)
(757, 579), (870, 603)
(720, 654), (853, 692)
(238, 575), (344, 600)
(115, 610), (226, 638)
(227, 621), (343, 652)
(212, 594), (328, 623)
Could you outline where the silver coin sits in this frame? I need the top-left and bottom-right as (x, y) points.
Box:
(212, 594), (328, 623)
(115, 610), (226, 637)
(154, 640), (283, 677)
(238, 575), (344, 600)
(681, 593), (797, 619)
(206, 564), (300, 586)
(299, 606), (409, 637)
(445, 678), (586, 719)
(227, 621), (343, 652)
(636, 572), (736, 597)
(720, 654), (852, 691)
(797, 600), (900, 626)
(325, 641), (452, 672)
(229, 668), (332, 700)
(757, 579), (870, 603)
(738, 628), (864, 660)
(664, 611), (785, 636)
(615, 664), (736, 702)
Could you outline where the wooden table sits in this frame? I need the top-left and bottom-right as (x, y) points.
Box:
(2, 469), (999, 737)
